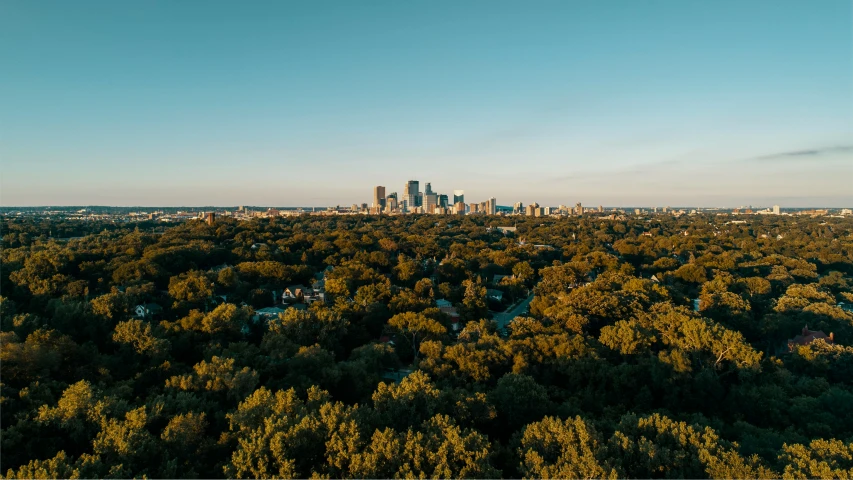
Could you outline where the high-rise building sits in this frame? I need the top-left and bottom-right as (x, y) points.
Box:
(425, 183), (434, 195)
(405, 180), (420, 210)
(453, 190), (465, 205)
(487, 197), (497, 215)
(454, 202), (466, 214)
(386, 195), (398, 212)
(439, 194), (449, 208)
(575, 202), (583, 216)
(514, 202), (524, 214)
(526, 203), (538, 216)
(470, 203), (480, 214)
(598, 205), (603, 213)
(772, 205), (781, 215)
(206, 212), (215, 225)
(424, 193), (438, 213)
(373, 186), (386, 210)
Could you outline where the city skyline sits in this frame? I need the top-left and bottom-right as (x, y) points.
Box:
(1, 1), (851, 207)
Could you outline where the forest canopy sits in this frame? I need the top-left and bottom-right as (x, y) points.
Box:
(2, 213), (853, 478)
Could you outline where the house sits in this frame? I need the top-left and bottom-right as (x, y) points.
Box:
(493, 274), (510, 284)
(787, 326), (834, 351)
(283, 285), (307, 301)
(304, 288), (326, 304)
(838, 302), (853, 313)
(436, 299), (452, 309)
(486, 289), (504, 301)
(438, 307), (459, 322)
(313, 265), (334, 282)
(134, 303), (163, 319)
(254, 306), (286, 322)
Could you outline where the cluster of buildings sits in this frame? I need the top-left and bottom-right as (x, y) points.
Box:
(371, 181), (485, 215)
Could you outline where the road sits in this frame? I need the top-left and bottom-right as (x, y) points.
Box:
(493, 292), (535, 330)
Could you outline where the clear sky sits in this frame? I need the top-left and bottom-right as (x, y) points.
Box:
(1, 0), (851, 207)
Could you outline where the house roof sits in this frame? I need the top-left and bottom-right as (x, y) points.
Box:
(256, 307), (285, 315)
(788, 326), (833, 349)
(139, 303), (163, 312)
(286, 284), (307, 292)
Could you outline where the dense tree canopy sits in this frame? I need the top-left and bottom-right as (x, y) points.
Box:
(2, 212), (853, 478)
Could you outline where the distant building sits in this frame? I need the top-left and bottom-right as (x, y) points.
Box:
(487, 197), (497, 215)
(206, 212), (215, 225)
(454, 201), (466, 214)
(453, 190), (465, 205)
(283, 285), (307, 301)
(135, 303), (163, 319)
(424, 192), (438, 213)
(374, 186), (386, 210)
(772, 205), (781, 215)
(598, 205), (604, 213)
(486, 289), (504, 301)
(438, 194), (449, 208)
(436, 299), (452, 308)
(405, 180), (420, 209)
(788, 326), (834, 351)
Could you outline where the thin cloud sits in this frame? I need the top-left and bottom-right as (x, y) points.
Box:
(747, 145), (853, 162)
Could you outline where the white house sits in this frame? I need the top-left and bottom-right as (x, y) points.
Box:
(134, 303), (163, 319)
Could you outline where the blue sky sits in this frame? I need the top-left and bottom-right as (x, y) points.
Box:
(1, 0), (851, 207)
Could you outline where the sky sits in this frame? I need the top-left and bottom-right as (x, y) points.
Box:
(1, 0), (851, 208)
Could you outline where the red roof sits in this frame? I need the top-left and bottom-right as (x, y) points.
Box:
(788, 326), (833, 350)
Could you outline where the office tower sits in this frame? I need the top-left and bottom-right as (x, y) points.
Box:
(405, 180), (420, 209)
(470, 203), (480, 213)
(542, 206), (551, 216)
(439, 194), (449, 208)
(488, 197), (497, 215)
(454, 202), (466, 214)
(525, 204), (536, 216)
(425, 183), (433, 195)
(575, 202), (583, 216)
(373, 186), (386, 209)
(424, 192), (438, 213)
(453, 190), (465, 205)
(772, 205), (780, 215)
(598, 205), (603, 213)
(514, 202), (524, 214)
(386, 195), (398, 212)
(206, 212), (215, 225)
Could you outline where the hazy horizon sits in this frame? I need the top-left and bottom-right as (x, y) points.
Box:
(2, 0), (851, 207)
